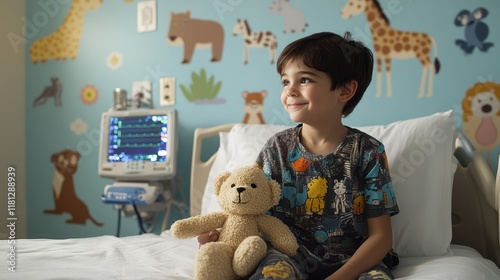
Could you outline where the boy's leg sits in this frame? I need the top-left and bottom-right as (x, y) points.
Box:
(247, 247), (307, 280)
(358, 264), (394, 280)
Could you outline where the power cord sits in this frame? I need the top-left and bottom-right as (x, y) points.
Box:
(132, 203), (147, 234)
(116, 208), (122, 237)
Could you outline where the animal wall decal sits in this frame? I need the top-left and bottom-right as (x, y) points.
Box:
(461, 82), (500, 165)
(33, 77), (62, 108)
(30, 0), (103, 64)
(454, 7), (494, 54)
(232, 19), (278, 64)
(341, 0), (440, 98)
(269, 0), (308, 33)
(44, 149), (103, 226)
(242, 90), (267, 124)
(167, 11), (224, 64)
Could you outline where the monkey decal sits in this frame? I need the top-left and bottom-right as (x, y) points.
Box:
(455, 7), (494, 54)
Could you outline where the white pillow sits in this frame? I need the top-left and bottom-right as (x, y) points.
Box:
(201, 125), (291, 214)
(201, 111), (457, 257)
(357, 110), (457, 257)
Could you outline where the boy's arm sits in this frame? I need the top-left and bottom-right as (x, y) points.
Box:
(197, 229), (220, 245)
(325, 214), (393, 280)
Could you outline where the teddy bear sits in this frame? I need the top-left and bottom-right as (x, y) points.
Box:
(170, 165), (299, 280)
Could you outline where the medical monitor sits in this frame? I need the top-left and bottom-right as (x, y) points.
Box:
(98, 109), (177, 181)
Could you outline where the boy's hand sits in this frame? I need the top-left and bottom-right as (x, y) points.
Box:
(197, 230), (220, 246)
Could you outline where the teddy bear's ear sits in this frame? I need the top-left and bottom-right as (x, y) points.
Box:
(269, 179), (281, 205)
(213, 171), (231, 195)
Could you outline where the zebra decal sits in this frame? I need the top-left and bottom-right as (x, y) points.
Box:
(232, 19), (278, 64)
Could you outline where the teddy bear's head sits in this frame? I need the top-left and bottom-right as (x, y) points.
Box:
(213, 166), (281, 215)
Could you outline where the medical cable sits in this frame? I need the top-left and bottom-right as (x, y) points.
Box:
(116, 208), (122, 237)
(132, 203), (147, 234)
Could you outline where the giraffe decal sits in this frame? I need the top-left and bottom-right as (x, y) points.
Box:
(30, 0), (103, 64)
(341, 0), (440, 98)
(232, 19), (278, 64)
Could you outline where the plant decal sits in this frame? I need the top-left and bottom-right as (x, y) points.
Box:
(180, 68), (224, 104)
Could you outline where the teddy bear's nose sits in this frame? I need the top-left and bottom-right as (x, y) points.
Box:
(236, 187), (246, 193)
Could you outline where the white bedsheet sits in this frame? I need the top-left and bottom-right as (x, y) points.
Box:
(1, 232), (499, 279)
(394, 245), (500, 280)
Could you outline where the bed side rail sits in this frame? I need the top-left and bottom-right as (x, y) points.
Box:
(452, 147), (499, 267)
(190, 124), (235, 216)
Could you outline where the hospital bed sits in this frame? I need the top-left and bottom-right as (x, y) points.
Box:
(1, 110), (500, 279)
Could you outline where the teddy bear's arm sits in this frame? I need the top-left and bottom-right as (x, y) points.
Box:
(257, 215), (299, 257)
(170, 212), (227, 239)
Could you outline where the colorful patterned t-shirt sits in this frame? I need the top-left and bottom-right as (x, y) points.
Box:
(255, 125), (399, 263)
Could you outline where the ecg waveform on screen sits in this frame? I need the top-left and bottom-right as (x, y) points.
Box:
(107, 115), (169, 162)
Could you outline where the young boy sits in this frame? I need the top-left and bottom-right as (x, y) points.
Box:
(200, 32), (399, 280)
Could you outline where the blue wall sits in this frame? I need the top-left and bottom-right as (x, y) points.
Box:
(24, 0), (500, 238)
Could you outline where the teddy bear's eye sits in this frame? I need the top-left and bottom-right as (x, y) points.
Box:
(231, 184), (236, 188)
(251, 183), (257, 188)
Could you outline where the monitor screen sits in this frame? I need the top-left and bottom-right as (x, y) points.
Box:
(98, 109), (177, 181)
(107, 115), (168, 163)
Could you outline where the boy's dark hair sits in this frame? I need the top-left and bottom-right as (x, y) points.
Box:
(277, 32), (374, 117)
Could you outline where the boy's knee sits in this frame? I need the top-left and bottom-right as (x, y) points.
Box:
(254, 260), (296, 280)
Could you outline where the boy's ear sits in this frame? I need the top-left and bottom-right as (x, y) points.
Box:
(339, 80), (358, 102)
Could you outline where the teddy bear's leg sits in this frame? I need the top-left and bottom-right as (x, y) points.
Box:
(196, 242), (235, 280)
(233, 236), (267, 277)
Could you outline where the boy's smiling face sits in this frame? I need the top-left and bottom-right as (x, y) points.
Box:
(280, 59), (346, 125)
